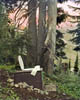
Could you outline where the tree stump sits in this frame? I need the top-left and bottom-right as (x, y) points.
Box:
(14, 70), (43, 89)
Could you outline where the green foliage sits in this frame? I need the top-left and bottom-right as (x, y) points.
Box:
(56, 6), (67, 59)
(0, 3), (31, 65)
(74, 53), (79, 73)
(42, 72), (53, 85)
(0, 65), (16, 72)
(68, 59), (71, 70)
(0, 3), (10, 64)
(56, 30), (66, 59)
(0, 83), (20, 100)
(28, 96), (38, 100)
(51, 71), (80, 99)
(42, 63), (80, 99)
(0, 4), (9, 39)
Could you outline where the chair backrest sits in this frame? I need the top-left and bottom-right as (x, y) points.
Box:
(18, 55), (24, 70)
(18, 55), (42, 76)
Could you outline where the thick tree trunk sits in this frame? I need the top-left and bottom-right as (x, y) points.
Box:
(27, 0), (57, 74)
(45, 0), (57, 75)
(28, 0), (37, 66)
(37, 0), (46, 65)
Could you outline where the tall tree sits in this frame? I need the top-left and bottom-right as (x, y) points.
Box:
(37, 0), (46, 65)
(45, 0), (57, 75)
(28, 0), (37, 66)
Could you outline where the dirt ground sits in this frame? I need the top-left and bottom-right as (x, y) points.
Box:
(0, 69), (78, 100)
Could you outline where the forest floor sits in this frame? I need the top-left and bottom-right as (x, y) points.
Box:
(0, 69), (78, 100)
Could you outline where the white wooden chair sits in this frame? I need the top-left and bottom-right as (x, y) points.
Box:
(18, 55), (42, 76)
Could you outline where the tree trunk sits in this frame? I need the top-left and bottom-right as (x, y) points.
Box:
(37, 0), (46, 65)
(28, 0), (37, 66)
(45, 0), (57, 75)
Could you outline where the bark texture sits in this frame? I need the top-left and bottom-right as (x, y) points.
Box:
(45, 0), (57, 75)
(37, 0), (46, 64)
(28, 0), (37, 66)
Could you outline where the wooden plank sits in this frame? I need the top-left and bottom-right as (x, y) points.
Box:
(16, 68), (43, 73)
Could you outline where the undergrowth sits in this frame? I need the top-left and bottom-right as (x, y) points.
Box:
(0, 65), (16, 72)
(42, 70), (80, 99)
(52, 71), (80, 99)
(0, 83), (20, 100)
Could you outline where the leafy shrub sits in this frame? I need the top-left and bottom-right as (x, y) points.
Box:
(51, 71), (80, 99)
(0, 83), (20, 100)
(0, 3), (31, 65)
